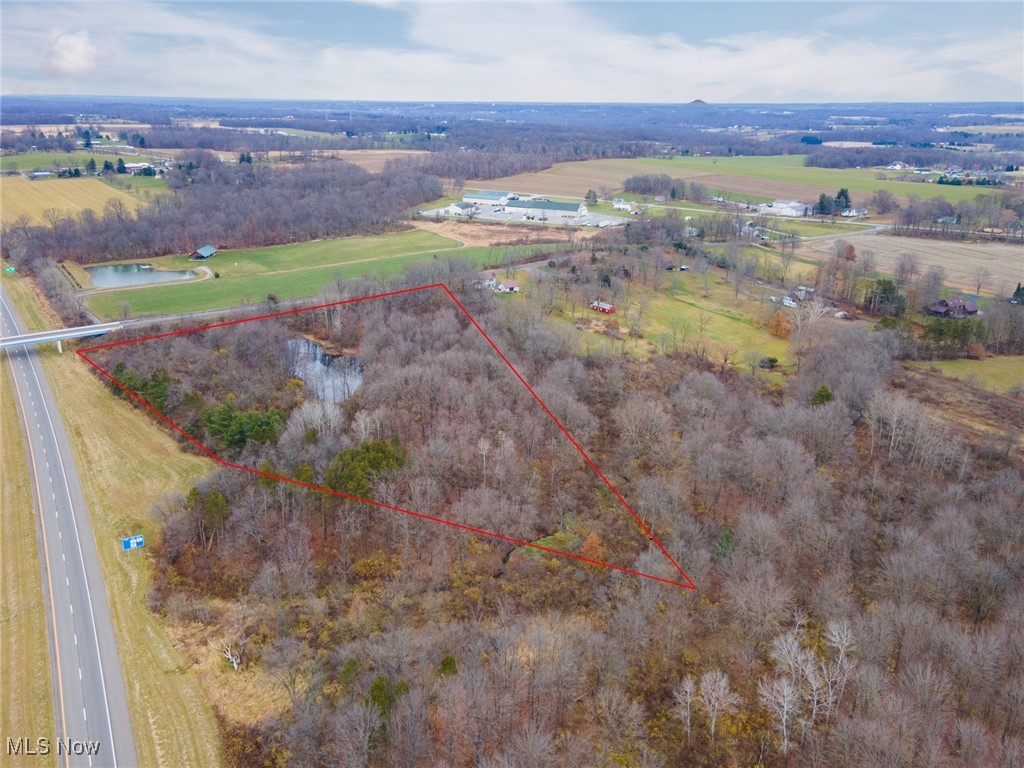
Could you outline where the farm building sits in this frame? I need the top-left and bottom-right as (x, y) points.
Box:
(123, 162), (153, 175)
(926, 296), (978, 318)
(495, 280), (520, 294)
(590, 300), (615, 314)
(463, 190), (511, 206)
(447, 202), (478, 217)
(760, 199), (809, 217)
(506, 199), (587, 221)
(190, 245), (218, 260)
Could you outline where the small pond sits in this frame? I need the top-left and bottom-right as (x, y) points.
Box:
(85, 263), (198, 288)
(287, 339), (363, 403)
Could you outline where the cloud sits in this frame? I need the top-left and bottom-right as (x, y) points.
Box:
(43, 30), (99, 77)
(3, 2), (1021, 102)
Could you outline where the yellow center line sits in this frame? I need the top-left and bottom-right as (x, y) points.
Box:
(5, 348), (71, 768)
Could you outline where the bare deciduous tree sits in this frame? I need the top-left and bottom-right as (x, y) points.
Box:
(698, 668), (740, 746)
(759, 675), (801, 757)
(674, 675), (696, 744)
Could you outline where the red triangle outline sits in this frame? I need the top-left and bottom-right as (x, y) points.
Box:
(78, 283), (696, 590)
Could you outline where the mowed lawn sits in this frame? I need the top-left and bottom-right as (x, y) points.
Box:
(0, 151), (132, 172)
(910, 356), (1024, 395)
(482, 155), (1006, 206)
(2, 176), (143, 225)
(84, 230), (570, 319)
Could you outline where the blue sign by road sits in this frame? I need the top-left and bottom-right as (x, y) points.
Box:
(121, 534), (145, 551)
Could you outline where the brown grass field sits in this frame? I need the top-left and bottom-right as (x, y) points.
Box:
(1, 365), (56, 768)
(411, 218), (597, 248)
(482, 158), (850, 203)
(1, 176), (143, 225)
(899, 363), (1024, 464)
(797, 233), (1024, 296)
(308, 149), (427, 172)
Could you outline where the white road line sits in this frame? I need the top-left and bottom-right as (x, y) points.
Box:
(66, 577), (70, 586)
(79, 668), (83, 680)
(62, 553), (66, 562)
(83, 707), (87, 721)
(14, 310), (121, 768)
(74, 633), (78, 645)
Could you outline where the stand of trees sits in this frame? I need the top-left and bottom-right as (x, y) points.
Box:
(81, 260), (1024, 767)
(1, 152), (442, 270)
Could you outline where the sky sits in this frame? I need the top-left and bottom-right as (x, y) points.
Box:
(2, 1), (1023, 103)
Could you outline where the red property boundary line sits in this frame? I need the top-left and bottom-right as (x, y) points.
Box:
(78, 283), (696, 590)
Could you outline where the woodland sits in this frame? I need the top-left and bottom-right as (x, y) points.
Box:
(87, 257), (1024, 768)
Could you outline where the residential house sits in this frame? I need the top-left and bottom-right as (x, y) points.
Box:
(925, 296), (979, 318)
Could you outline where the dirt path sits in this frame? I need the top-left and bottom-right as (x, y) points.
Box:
(412, 218), (592, 248)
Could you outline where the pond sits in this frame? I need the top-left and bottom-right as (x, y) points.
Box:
(287, 339), (363, 403)
(85, 263), (198, 288)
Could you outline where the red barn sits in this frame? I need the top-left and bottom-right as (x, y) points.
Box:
(590, 300), (616, 314)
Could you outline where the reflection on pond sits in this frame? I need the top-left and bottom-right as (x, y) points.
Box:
(85, 263), (197, 288)
(287, 339), (363, 403)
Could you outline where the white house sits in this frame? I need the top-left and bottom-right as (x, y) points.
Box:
(495, 279), (520, 294)
(886, 161), (908, 171)
(612, 200), (632, 211)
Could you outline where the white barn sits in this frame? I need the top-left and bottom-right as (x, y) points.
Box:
(447, 202), (478, 216)
(463, 190), (511, 206)
(505, 199), (586, 221)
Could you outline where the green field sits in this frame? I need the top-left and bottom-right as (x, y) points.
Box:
(0, 151), (131, 172)
(102, 174), (168, 193)
(83, 230), (573, 319)
(536, 265), (794, 369)
(484, 155), (1009, 207)
(911, 356), (1024, 395)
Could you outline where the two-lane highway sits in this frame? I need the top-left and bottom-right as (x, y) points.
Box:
(2, 294), (137, 768)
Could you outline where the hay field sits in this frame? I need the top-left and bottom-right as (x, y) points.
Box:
(797, 233), (1024, 296)
(480, 156), (1012, 206)
(2, 176), (142, 225)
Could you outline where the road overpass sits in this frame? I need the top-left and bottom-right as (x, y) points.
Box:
(0, 322), (123, 352)
(2, 295), (137, 767)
